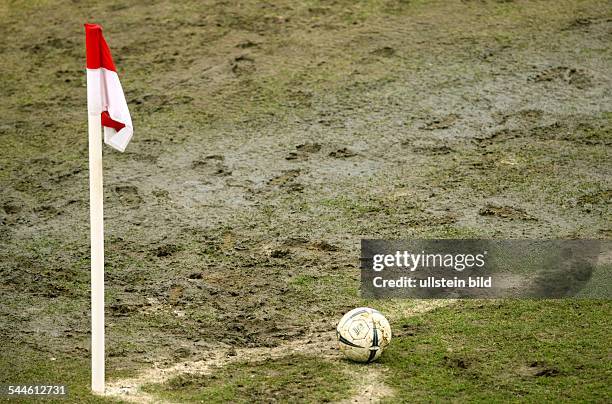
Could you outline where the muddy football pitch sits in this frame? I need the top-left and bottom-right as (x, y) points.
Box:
(0, 0), (610, 402)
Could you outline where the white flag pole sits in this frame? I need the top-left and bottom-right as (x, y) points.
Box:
(88, 112), (105, 394)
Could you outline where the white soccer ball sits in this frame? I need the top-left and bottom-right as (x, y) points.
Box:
(336, 307), (392, 363)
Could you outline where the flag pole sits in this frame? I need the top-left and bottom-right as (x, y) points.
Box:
(88, 112), (105, 394)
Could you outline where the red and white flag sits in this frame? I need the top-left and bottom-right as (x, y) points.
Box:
(85, 23), (133, 152)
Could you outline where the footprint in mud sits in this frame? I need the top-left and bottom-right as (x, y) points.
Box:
(286, 89), (313, 107)
(153, 243), (181, 259)
(576, 189), (611, 212)
(268, 249), (291, 258)
(129, 93), (163, 107)
(283, 183), (304, 192)
(130, 153), (158, 164)
(481, 44), (510, 60)
(479, 119), (609, 147)
(280, 237), (309, 246)
(479, 204), (536, 221)
(516, 109), (544, 124)
(1, 199), (22, 215)
(403, 212), (457, 226)
(268, 169), (304, 192)
(280, 237), (340, 252)
(371, 46), (396, 57)
(23, 36), (76, 54)
(268, 169), (300, 186)
(492, 109), (545, 128)
(328, 147), (357, 158)
(473, 128), (520, 147)
(519, 362), (560, 378)
(168, 284), (185, 305)
(152, 188), (170, 200)
(0, 198), (24, 227)
(409, 141), (454, 155)
(529, 66), (592, 89)
(236, 40), (259, 49)
(563, 17), (593, 31)
(286, 142), (321, 161)
(54, 68), (81, 84)
(113, 185), (142, 207)
(444, 355), (470, 370)
(573, 123), (612, 145)
(420, 114), (459, 130)
(310, 241), (339, 252)
(34, 204), (60, 219)
(231, 54), (255, 75)
(192, 155), (232, 177)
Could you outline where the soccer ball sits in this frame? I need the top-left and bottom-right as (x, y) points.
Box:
(336, 307), (392, 363)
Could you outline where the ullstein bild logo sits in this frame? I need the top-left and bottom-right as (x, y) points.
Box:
(360, 240), (610, 299)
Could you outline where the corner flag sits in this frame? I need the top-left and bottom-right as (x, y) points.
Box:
(85, 23), (133, 394)
(85, 23), (133, 152)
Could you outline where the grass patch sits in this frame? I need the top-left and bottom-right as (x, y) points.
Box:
(0, 343), (120, 403)
(381, 300), (611, 402)
(143, 355), (352, 403)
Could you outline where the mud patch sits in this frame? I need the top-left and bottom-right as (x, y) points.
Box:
(563, 17), (593, 30)
(153, 244), (181, 258)
(2, 199), (23, 215)
(519, 361), (560, 377)
(113, 185), (142, 207)
(33, 204), (60, 219)
(338, 364), (394, 404)
(530, 66), (592, 89)
(286, 142), (321, 161)
(444, 355), (471, 370)
(279, 237), (340, 252)
(420, 114), (459, 130)
(371, 46), (396, 58)
(192, 155), (231, 176)
(268, 169), (301, 186)
(329, 148), (358, 158)
(411, 141), (454, 155)
(576, 189), (611, 212)
(267, 169), (304, 191)
(478, 204), (536, 221)
(231, 54), (256, 76)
